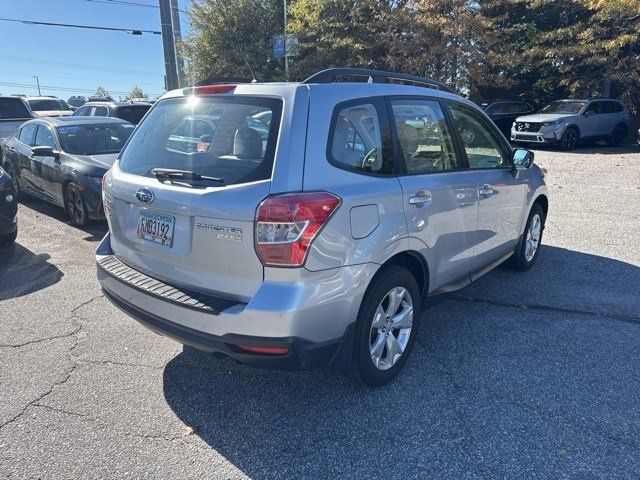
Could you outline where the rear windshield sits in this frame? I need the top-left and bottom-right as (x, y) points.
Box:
(118, 95), (282, 186)
(115, 105), (151, 124)
(0, 98), (31, 119)
(540, 101), (586, 115)
(57, 123), (135, 155)
(28, 99), (70, 111)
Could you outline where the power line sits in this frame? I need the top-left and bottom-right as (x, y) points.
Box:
(0, 81), (162, 97)
(0, 17), (161, 35)
(84, 0), (188, 14)
(0, 55), (161, 77)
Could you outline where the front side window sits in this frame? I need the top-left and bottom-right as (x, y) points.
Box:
(119, 95), (282, 187)
(329, 102), (390, 174)
(35, 125), (57, 149)
(449, 104), (508, 170)
(391, 99), (458, 174)
(73, 106), (89, 116)
(57, 123), (134, 155)
(18, 124), (37, 145)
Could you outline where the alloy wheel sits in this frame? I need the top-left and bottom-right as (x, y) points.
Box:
(65, 185), (85, 225)
(563, 130), (578, 150)
(524, 214), (542, 262)
(369, 287), (414, 371)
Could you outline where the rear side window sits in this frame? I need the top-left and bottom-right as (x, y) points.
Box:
(0, 98), (31, 119)
(18, 124), (37, 145)
(328, 101), (392, 174)
(73, 106), (90, 116)
(391, 99), (458, 174)
(119, 95), (282, 187)
(116, 105), (150, 124)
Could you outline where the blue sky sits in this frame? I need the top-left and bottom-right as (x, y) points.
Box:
(0, 0), (191, 100)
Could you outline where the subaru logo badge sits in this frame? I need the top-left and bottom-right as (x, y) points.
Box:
(135, 188), (155, 204)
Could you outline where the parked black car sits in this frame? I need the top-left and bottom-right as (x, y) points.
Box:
(73, 100), (151, 125)
(0, 165), (18, 245)
(0, 117), (134, 227)
(481, 100), (535, 139)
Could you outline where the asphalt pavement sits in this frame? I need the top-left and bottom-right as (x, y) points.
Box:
(1, 145), (639, 479)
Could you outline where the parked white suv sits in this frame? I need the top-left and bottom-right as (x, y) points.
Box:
(511, 99), (631, 150)
(96, 68), (549, 386)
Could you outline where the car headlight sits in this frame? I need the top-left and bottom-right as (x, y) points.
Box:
(542, 120), (563, 126)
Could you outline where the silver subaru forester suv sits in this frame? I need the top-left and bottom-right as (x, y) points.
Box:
(96, 68), (549, 386)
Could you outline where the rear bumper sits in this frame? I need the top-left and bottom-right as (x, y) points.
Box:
(96, 233), (370, 370)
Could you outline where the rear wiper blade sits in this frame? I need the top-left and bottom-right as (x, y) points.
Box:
(151, 168), (224, 183)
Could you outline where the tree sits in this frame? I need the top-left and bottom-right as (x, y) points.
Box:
(95, 86), (111, 99)
(124, 86), (149, 100)
(183, 0), (285, 83)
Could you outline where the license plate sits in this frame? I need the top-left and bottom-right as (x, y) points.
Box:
(136, 210), (175, 247)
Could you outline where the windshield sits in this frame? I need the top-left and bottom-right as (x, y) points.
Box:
(29, 99), (70, 111)
(0, 98), (31, 119)
(115, 105), (151, 124)
(118, 95), (282, 186)
(540, 101), (587, 115)
(57, 123), (134, 155)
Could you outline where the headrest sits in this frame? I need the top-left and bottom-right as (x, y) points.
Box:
(233, 126), (263, 159)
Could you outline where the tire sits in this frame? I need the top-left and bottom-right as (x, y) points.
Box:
(3, 161), (20, 197)
(608, 125), (627, 147)
(351, 265), (421, 387)
(64, 183), (90, 227)
(506, 203), (545, 271)
(560, 127), (579, 151)
(0, 227), (17, 246)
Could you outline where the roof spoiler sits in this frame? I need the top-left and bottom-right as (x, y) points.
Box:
(302, 68), (453, 93)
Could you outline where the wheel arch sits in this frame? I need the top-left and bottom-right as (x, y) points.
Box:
(533, 193), (549, 220)
(564, 124), (581, 137)
(381, 250), (429, 299)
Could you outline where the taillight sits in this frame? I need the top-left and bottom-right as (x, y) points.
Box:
(101, 172), (107, 190)
(255, 191), (341, 267)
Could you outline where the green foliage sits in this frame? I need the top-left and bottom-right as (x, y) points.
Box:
(95, 86), (111, 99)
(124, 86), (149, 101)
(183, 0), (285, 83)
(183, 0), (640, 114)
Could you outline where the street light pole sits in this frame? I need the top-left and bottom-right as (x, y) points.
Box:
(33, 75), (41, 96)
(158, 0), (178, 91)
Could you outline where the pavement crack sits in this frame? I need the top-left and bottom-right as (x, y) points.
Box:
(452, 296), (640, 325)
(0, 325), (81, 349)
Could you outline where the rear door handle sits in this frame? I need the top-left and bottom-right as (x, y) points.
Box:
(409, 191), (432, 205)
(478, 184), (494, 197)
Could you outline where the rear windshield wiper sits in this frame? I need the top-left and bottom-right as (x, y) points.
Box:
(151, 168), (224, 184)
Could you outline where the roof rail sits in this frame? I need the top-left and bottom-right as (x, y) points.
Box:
(302, 68), (453, 93)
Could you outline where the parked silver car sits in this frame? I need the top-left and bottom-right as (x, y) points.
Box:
(511, 99), (631, 150)
(96, 68), (549, 386)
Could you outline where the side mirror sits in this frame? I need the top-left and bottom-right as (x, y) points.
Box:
(584, 110), (595, 118)
(512, 148), (534, 170)
(31, 146), (60, 160)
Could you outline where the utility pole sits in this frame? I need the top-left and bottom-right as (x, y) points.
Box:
(33, 75), (41, 96)
(170, 0), (186, 88)
(158, 0), (178, 91)
(283, 0), (288, 81)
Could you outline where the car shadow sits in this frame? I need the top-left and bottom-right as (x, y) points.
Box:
(162, 245), (640, 478)
(0, 242), (64, 301)
(18, 194), (107, 241)
(530, 143), (639, 155)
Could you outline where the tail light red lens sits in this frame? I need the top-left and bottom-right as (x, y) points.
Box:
(255, 191), (341, 266)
